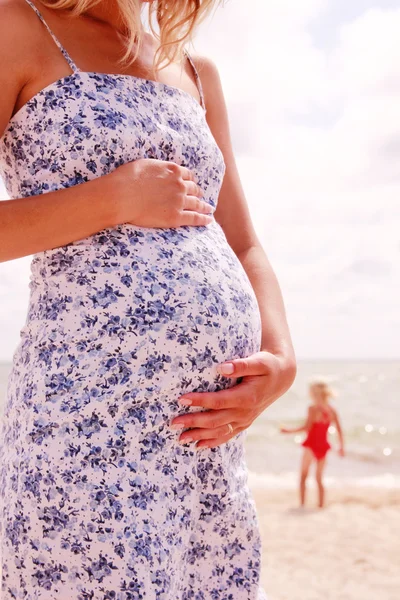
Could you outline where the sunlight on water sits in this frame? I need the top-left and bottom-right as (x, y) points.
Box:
(244, 360), (400, 484)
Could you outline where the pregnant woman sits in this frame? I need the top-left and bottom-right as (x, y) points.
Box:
(0, 0), (296, 597)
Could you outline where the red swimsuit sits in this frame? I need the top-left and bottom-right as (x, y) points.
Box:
(302, 410), (331, 460)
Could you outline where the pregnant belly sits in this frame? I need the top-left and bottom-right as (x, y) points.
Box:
(9, 221), (261, 420)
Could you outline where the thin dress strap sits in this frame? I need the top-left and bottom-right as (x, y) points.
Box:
(184, 49), (206, 112)
(23, 0), (79, 73)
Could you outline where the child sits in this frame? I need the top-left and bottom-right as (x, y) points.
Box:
(280, 377), (345, 508)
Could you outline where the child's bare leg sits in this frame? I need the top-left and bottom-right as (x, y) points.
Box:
(300, 449), (313, 506)
(315, 458), (326, 508)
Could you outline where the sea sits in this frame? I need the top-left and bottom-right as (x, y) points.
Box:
(0, 359), (398, 489)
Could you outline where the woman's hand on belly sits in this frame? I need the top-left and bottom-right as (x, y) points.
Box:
(111, 159), (214, 228)
(170, 350), (296, 449)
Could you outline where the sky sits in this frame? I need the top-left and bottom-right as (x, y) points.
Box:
(0, 0), (399, 360)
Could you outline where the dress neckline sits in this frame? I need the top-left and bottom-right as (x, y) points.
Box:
(0, 70), (206, 146)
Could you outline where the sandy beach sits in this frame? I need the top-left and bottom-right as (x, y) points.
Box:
(250, 484), (400, 600)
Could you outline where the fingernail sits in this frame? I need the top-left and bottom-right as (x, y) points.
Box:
(179, 397), (192, 406)
(218, 362), (234, 375)
(179, 437), (193, 444)
(170, 423), (185, 430)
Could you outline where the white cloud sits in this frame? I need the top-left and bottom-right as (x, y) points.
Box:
(331, 7), (400, 98)
(196, 0), (329, 117)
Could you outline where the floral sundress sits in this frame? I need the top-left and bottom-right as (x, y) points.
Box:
(0, 1), (267, 598)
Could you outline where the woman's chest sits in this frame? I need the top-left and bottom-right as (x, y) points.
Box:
(0, 72), (225, 199)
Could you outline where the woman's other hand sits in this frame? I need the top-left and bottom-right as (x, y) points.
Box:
(170, 350), (296, 449)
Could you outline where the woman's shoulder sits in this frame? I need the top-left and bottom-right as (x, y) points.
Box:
(0, 0), (42, 137)
(186, 52), (220, 83)
(185, 52), (224, 115)
(0, 0), (39, 69)
(0, 0), (35, 33)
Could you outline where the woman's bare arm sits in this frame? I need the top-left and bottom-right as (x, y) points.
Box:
(0, 180), (126, 263)
(195, 56), (296, 368)
(0, 0), (32, 136)
(0, 2), (121, 262)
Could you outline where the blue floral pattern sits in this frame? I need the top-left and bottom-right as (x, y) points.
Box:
(0, 2), (267, 598)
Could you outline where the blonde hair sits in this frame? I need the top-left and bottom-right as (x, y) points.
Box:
(41, 0), (220, 69)
(308, 376), (336, 399)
